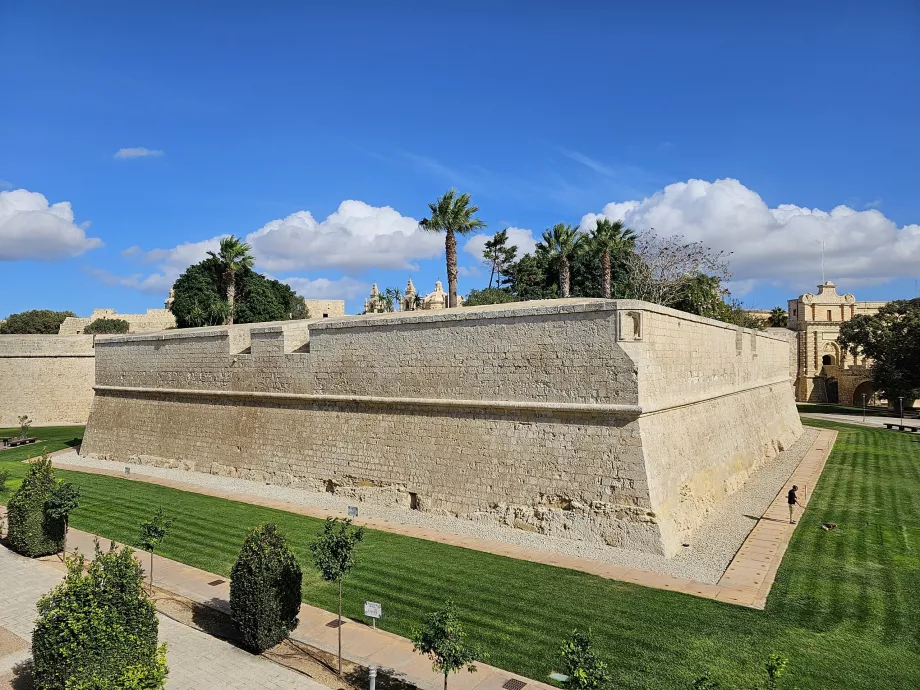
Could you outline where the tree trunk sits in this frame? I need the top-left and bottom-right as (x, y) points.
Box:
(444, 673), (448, 690)
(150, 551), (154, 591)
(337, 578), (343, 677)
(226, 272), (235, 326)
(488, 261), (495, 289)
(560, 256), (570, 298)
(446, 229), (458, 308)
(602, 249), (611, 299)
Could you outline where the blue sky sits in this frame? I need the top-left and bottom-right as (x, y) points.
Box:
(2, 1), (919, 317)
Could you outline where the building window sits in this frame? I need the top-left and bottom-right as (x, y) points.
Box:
(826, 310), (833, 321)
(322, 313), (329, 318)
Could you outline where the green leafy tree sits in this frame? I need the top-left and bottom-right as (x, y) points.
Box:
(310, 517), (364, 676)
(32, 542), (168, 690)
(838, 298), (920, 405)
(421, 189), (486, 308)
(482, 229), (518, 288)
(0, 309), (76, 334)
(230, 523), (303, 652)
(0, 469), (9, 494)
(169, 258), (303, 328)
(541, 223), (583, 298)
(463, 287), (515, 307)
(559, 629), (610, 690)
(139, 508), (173, 590)
(84, 318), (130, 334)
(589, 219), (635, 298)
(411, 601), (482, 690)
(6, 452), (65, 557)
(767, 307), (789, 328)
(46, 481), (81, 556)
(207, 235), (256, 325)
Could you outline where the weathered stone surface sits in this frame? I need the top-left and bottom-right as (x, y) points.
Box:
(0, 335), (95, 426)
(81, 299), (803, 556)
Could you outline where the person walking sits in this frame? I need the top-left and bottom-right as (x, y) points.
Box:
(788, 485), (804, 524)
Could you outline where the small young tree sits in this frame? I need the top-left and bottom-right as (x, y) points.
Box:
(0, 468), (9, 493)
(139, 508), (173, 591)
(6, 453), (65, 557)
(45, 482), (81, 556)
(230, 523), (303, 652)
(309, 517), (364, 676)
(17, 414), (32, 439)
(411, 601), (482, 690)
(32, 542), (168, 689)
(559, 629), (610, 690)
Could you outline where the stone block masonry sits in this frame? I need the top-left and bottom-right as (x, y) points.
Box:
(0, 335), (95, 426)
(81, 300), (802, 556)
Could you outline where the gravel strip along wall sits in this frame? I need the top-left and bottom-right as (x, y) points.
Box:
(81, 299), (803, 557)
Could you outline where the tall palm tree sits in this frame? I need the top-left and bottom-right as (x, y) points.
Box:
(420, 189), (486, 308)
(542, 223), (582, 298)
(207, 235), (255, 325)
(768, 306), (789, 328)
(590, 218), (636, 298)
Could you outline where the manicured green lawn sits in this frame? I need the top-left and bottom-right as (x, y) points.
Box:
(2, 421), (918, 688)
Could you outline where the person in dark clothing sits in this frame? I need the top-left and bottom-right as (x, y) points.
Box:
(788, 485), (803, 524)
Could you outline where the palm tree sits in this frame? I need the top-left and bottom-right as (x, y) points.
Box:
(542, 223), (582, 298)
(768, 306), (789, 328)
(590, 218), (635, 298)
(207, 235), (254, 325)
(420, 190), (486, 308)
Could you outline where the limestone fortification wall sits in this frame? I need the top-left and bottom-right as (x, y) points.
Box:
(304, 300), (346, 318)
(81, 299), (802, 556)
(59, 308), (176, 335)
(0, 335), (95, 426)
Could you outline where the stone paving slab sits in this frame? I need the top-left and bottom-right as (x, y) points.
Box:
(0, 544), (324, 690)
(51, 427), (837, 610)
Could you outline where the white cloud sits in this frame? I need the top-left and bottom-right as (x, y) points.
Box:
(114, 147), (164, 159)
(86, 268), (175, 294)
(580, 178), (920, 290)
(282, 276), (369, 300)
(92, 200), (442, 295)
(247, 200), (441, 272)
(463, 227), (539, 261)
(0, 189), (102, 261)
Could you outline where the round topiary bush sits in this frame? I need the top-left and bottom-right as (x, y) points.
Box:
(84, 317), (130, 334)
(230, 523), (303, 652)
(32, 543), (167, 690)
(6, 454), (64, 557)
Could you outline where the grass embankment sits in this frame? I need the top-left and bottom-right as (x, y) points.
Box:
(1, 421), (918, 689)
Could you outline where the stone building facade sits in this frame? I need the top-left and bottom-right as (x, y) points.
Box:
(304, 300), (345, 318)
(81, 299), (801, 557)
(0, 335), (95, 426)
(787, 281), (884, 405)
(364, 280), (462, 313)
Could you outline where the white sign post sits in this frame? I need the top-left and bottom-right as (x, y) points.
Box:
(364, 601), (382, 629)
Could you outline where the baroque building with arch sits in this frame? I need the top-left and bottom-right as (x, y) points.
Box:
(787, 281), (884, 405)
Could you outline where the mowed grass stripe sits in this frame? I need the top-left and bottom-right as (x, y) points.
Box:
(3, 420), (920, 688)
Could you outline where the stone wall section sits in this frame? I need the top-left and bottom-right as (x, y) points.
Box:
(82, 299), (802, 556)
(0, 335), (95, 426)
(304, 300), (345, 318)
(59, 308), (176, 335)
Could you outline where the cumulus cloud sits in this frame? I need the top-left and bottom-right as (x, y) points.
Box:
(93, 200), (441, 295)
(0, 189), (102, 261)
(463, 227), (539, 261)
(282, 276), (369, 300)
(581, 178), (920, 290)
(114, 147), (164, 159)
(248, 200), (441, 272)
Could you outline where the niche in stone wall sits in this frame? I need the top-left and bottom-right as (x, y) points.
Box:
(617, 311), (643, 342)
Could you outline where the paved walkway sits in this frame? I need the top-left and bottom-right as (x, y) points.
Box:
(0, 543), (322, 690)
(802, 412), (918, 429)
(51, 428), (837, 610)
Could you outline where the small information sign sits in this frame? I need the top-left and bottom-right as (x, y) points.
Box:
(348, 506), (358, 518)
(364, 601), (382, 628)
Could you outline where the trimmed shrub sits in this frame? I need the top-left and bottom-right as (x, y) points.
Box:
(84, 317), (130, 334)
(32, 543), (167, 690)
(6, 454), (64, 557)
(0, 309), (75, 334)
(230, 523), (303, 652)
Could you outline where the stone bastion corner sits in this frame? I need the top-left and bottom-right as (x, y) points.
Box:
(80, 299), (803, 557)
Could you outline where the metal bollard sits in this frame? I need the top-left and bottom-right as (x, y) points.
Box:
(369, 665), (377, 690)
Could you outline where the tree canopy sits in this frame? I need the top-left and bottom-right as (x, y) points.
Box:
(838, 298), (920, 403)
(84, 318), (130, 334)
(169, 257), (307, 328)
(0, 309), (76, 334)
